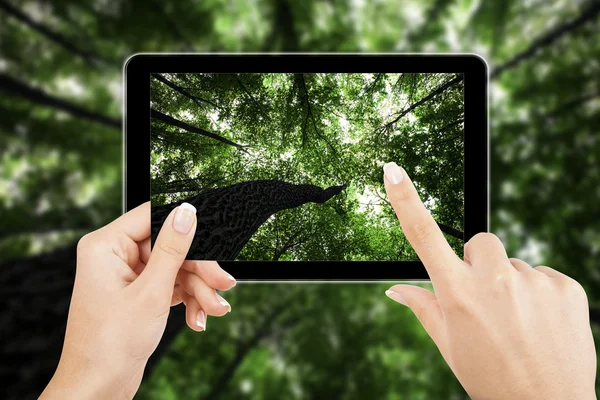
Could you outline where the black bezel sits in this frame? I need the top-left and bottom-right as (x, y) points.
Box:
(123, 53), (488, 281)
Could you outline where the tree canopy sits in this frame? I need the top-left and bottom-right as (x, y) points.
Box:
(151, 72), (465, 261)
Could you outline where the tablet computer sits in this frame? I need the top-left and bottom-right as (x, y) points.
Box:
(123, 53), (488, 281)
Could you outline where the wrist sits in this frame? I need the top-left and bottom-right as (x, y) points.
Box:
(40, 353), (130, 400)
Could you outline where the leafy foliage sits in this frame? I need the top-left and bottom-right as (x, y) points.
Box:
(1, 0), (599, 399)
(150, 72), (465, 261)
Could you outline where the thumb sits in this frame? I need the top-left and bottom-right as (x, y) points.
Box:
(134, 202), (197, 300)
(385, 284), (448, 354)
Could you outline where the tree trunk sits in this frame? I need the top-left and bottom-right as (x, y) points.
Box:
(151, 180), (347, 260)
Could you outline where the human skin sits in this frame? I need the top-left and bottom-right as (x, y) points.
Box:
(40, 202), (236, 399)
(39, 163), (597, 399)
(382, 161), (597, 400)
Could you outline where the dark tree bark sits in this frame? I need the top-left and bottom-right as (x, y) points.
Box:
(0, 73), (120, 129)
(0, 0), (105, 67)
(151, 109), (247, 149)
(0, 180), (346, 398)
(151, 180), (347, 260)
(491, 1), (600, 79)
(376, 75), (464, 136)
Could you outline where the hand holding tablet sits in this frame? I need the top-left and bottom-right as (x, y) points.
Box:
(382, 162), (596, 400)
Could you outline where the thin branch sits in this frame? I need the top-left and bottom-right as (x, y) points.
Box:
(152, 73), (220, 109)
(393, 73), (405, 90)
(151, 109), (248, 150)
(433, 118), (464, 135)
(0, 73), (120, 129)
(0, 0), (105, 67)
(491, 1), (600, 79)
(376, 75), (463, 137)
(363, 73), (384, 95)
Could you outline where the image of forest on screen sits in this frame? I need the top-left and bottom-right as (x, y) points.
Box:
(150, 72), (464, 261)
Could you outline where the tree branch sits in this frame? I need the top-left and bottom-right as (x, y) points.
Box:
(491, 1), (600, 79)
(363, 73), (384, 95)
(151, 109), (247, 149)
(0, 73), (120, 129)
(376, 75), (464, 137)
(0, 0), (105, 67)
(152, 73), (220, 109)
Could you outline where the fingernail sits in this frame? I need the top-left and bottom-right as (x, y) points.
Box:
(227, 274), (237, 286)
(216, 292), (231, 311)
(196, 310), (206, 331)
(383, 162), (404, 185)
(173, 202), (196, 234)
(385, 289), (407, 306)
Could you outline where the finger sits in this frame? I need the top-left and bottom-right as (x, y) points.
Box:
(181, 260), (236, 291)
(177, 269), (232, 316)
(104, 202), (151, 242)
(534, 265), (565, 278)
(180, 290), (206, 332)
(464, 232), (510, 267)
(509, 257), (532, 272)
(383, 162), (460, 277)
(385, 285), (448, 356)
(132, 202), (197, 300)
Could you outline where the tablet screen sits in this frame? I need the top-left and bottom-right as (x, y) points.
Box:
(150, 72), (464, 262)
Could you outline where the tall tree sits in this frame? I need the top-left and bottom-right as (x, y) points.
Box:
(151, 180), (347, 260)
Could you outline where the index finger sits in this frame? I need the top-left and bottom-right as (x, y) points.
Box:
(383, 162), (460, 279)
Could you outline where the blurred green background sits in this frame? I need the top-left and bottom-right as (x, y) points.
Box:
(1, 0), (599, 399)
